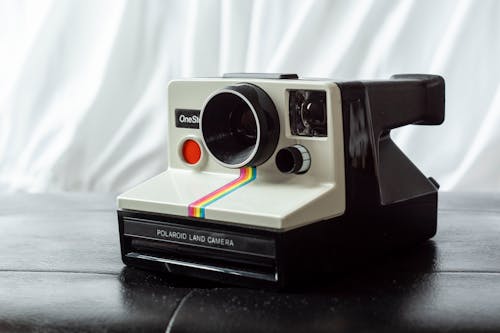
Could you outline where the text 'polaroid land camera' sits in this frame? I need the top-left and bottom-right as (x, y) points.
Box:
(117, 73), (445, 287)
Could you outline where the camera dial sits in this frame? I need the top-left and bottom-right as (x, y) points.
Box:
(275, 144), (311, 174)
(200, 84), (280, 168)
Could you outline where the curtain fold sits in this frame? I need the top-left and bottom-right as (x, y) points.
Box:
(0, 0), (499, 192)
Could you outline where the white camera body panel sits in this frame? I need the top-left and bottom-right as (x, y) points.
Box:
(118, 78), (346, 230)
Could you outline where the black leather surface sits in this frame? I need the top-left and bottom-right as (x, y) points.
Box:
(1, 192), (499, 332)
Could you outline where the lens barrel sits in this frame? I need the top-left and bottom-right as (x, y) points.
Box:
(200, 84), (280, 168)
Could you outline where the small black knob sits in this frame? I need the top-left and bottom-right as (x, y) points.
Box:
(275, 145), (311, 174)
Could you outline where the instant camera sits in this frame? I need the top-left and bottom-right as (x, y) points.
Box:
(117, 73), (445, 287)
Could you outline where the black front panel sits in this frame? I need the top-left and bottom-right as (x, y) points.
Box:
(123, 217), (275, 258)
(118, 210), (281, 286)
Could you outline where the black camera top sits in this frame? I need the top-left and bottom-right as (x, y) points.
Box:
(222, 73), (299, 80)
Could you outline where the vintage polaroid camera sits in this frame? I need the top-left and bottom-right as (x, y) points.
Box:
(117, 73), (445, 287)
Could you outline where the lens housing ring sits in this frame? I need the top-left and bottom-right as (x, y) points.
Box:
(200, 83), (280, 168)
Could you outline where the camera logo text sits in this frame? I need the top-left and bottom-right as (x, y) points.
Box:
(175, 109), (200, 129)
(156, 228), (235, 247)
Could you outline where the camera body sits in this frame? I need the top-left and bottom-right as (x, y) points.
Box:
(117, 73), (445, 287)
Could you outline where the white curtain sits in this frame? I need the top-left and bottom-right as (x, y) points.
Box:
(0, 0), (499, 193)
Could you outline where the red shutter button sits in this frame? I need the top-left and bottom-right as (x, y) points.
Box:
(182, 139), (202, 165)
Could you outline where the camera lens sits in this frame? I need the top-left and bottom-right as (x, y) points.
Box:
(289, 90), (327, 137)
(229, 104), (257, 146)
(201, 84), (280, 168)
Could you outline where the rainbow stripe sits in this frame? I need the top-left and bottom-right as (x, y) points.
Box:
(188, 167), (256, 218)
